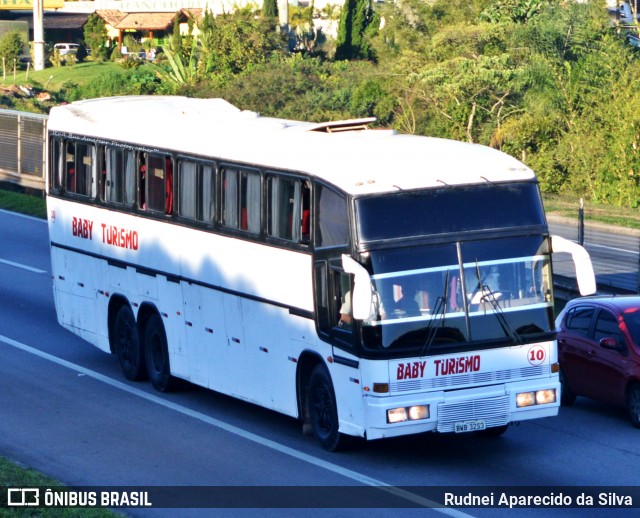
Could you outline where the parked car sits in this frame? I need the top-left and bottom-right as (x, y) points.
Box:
(555, 295), (640, 427)
(53, 43), (79, 56)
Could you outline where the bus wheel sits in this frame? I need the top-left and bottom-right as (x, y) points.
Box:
(560, 368), (576, 406)
(114, 305), (146, 381)
(144, 313), (176, 392)
(309, 365), (342, 451)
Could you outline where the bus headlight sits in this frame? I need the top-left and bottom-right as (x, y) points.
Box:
(536, 389), (556, 405)
(387, 405), (429, 423)
(516, 389), (556, 408)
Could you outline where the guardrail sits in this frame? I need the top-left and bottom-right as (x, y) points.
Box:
(0, 108), (47, 191)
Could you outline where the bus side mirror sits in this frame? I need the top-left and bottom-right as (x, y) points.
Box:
(550, 235), (596, 296)
(341, 255), (374, 320)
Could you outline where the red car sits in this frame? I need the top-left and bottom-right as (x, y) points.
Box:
(555, 295), (640, 427)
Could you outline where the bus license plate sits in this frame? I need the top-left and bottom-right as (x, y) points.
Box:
(454, 419), (486, 433)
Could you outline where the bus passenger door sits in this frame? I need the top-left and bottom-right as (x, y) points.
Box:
(314, 260), (364, 432)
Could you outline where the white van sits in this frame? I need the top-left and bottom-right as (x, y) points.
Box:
(54, 43), (79, 56)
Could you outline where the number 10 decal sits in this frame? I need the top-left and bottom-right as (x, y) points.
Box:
(528, 345), (546, 366)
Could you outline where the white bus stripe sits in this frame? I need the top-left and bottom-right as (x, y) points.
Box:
(0, 258), (46, 274)
(0, 332), (472, 517)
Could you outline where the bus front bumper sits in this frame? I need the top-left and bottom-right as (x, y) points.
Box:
(360, 379), (560, 441)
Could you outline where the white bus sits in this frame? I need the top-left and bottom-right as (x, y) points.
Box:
(46, 96), (595, 450)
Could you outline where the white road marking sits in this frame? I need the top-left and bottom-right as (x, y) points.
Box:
(0, 258), (46, 274)
(0, 332), (472, 517)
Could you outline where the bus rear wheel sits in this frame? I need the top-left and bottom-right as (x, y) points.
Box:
(144, 313), (177, 392)
(308, 365), (343, 451)
(114, 304), (146, 381)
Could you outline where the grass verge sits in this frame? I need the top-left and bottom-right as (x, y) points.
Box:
(543, 194), (640, 230)
(0, 189), (46, 219)
(0, 457), (117, 517)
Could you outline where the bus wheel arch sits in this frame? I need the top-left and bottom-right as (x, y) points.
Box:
(108, 296), (147, 381)
(142, 310), (178, 392)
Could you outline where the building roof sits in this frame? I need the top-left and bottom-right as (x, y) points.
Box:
(113, 12), (177, 30)
(95, 10), (128, 27)
(10, 12), (89, 30)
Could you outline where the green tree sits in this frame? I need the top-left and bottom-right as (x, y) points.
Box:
(0, 31), (24, 66)
(335, 0), (379, 60)
(262, 0), (278, 18)
(83, 13), (108, 60)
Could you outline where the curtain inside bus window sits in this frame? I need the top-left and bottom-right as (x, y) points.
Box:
(223, 168), (239, 228)
(165, 158), (173, 214)
(244, 171), (260, 233)
(201, 164), (215, 223)
(124, 150), (136, 206)
(179, 161), (197, 220)
(105, 148), (120, 203)
(75, 143), (95, 197)
(65, 142), (76, 192)
(49, 138), (62, 191)
(317, 185), (348, 247)
(268, 177), (301, 241)
(146, 154), (166, 212)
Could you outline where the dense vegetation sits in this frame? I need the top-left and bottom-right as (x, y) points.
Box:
(2, 0), (639, 208)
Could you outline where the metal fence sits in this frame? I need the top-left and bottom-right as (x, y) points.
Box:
(0, 108), (47, 191)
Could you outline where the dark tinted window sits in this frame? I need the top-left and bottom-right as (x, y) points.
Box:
(316, 185), (349, 247)
(594, 310), (623, 345)
(355, 181), (545, 242)
(565, 307), (595, 338)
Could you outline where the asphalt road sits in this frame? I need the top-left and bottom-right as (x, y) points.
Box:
(1, 209), (639, 517)
(548, 216), (640, 294)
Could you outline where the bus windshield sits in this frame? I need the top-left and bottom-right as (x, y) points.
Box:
(355, 181), (545, 242)
(360, 235), (554, 353)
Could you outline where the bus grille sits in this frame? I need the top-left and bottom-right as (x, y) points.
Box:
(390, 365), (548, 394)
(437, 395), (509, 433)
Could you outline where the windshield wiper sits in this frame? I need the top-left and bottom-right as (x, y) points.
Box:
(421, 270), (450, 357)
(473, 261), (522, 345)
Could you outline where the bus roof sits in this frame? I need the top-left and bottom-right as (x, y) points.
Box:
(48, 96), (536, 196)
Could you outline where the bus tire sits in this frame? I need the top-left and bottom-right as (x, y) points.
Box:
(308, 364), (343, 451)
(144, 313), (177, 392)
(560, 368), (576, 406)
(114, 304), (146, 381)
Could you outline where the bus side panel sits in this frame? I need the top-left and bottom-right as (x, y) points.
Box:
(157, 275), (189, 379)
(181, 281), (211, 387)
(50, 246), (100, 347)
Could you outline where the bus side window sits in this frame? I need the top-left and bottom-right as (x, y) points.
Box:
(267, 175), (301, 242)
(222, 167), (260, 233)
(75, 142), (96, 197)
(316, 185), (349, 248)
(178, 160), (198, 220)
(49, 137), (63, 191)
(105, 147), (135, 206)
(145, 154), (173, 214)
(178, 159), (215, 222)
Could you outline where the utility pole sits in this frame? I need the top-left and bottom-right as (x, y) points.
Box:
(278, 0), (289, 33)
(33, 0), (45, 71)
